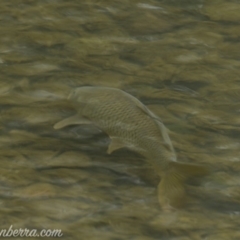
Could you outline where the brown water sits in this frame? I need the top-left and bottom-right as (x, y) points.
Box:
(1, 0), (240, 239)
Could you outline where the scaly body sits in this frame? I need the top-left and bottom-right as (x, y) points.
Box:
(54, 87), (207, 209)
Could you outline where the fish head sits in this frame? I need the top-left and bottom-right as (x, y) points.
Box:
(68, 87), (116, 108)
(67, 87), (108, 113)
(68, 87), (95, 103)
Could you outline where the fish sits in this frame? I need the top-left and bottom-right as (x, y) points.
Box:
(54, 86), (208, 210)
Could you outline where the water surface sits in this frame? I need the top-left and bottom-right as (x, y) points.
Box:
(0, 0), (240, 239)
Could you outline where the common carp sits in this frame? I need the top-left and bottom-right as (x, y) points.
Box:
(54, 86), (208, 210)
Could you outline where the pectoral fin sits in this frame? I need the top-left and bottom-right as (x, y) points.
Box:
(54, 115), (92, 129)
(107, 137), (126, 154)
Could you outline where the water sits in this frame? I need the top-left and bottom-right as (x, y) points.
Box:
(0, 0), (240, 239)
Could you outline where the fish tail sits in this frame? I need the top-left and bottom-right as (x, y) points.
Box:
(158, 161), (208, 210)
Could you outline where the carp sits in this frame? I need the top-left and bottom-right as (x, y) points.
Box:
(54, 87), (207, 209)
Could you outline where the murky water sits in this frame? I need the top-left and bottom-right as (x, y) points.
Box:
(1, 0), (240, 239)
